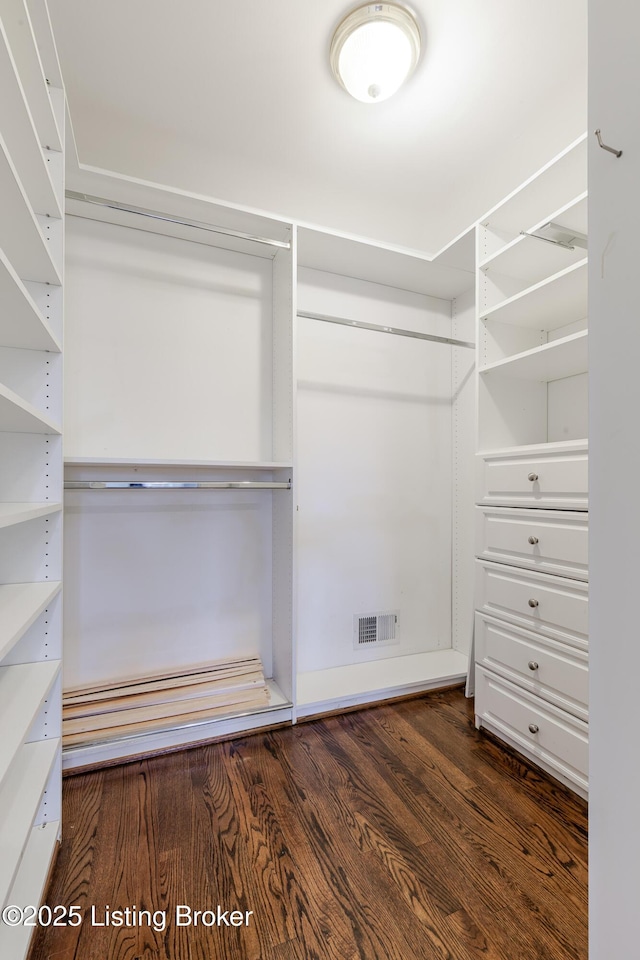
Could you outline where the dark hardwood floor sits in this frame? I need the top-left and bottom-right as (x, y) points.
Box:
(28, 688), (587, 960)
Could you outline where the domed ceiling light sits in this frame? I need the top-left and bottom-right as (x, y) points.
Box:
(330, 3), (421, 104)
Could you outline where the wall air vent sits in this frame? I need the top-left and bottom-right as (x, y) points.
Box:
(353, 611), (400, 650)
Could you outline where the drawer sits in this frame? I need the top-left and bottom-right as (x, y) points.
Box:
(477, 445), (588, 509)
(476, 507), (588, 580)
(475, 612), (588, 720)
(476, 560), (588, 646)
(475, 667), (588, 790)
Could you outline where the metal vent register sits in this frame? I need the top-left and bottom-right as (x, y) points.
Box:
(354, 612), (399, 649)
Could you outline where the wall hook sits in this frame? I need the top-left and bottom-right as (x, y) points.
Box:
(595, 129), (622, 157)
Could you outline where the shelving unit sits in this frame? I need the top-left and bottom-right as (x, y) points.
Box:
(56, 165), (478, 767)
(0, 0), (64, 953)
(474, 136), (589, 797)
(294, 225), (475, 713)
(60, 167), (296, 768)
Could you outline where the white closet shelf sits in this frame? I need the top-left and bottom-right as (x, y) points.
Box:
(0, 581), (62, 663)
(480, 194), (587, 284)
(0, 659), (60, 791)
(64, 456), (293, 470)
(0, 249), (61, 351)
(0, 737), (59, 909)
(0, 0), (61, 152)
(297, 226), (474, 299)
(296, 649), (468, 717)
(481, 135), (587, 238)
(0, 23), (62, 218)
(0, 501), (61, 530)
(477, 438), (588, 460)
(24, 0), (64, 89)
(0, 134), (61, 284)
(0, 381), (61, 434)
(480, 330), (588, 382)
(0, 820), (60, 960)
(480, 259), (587, 329)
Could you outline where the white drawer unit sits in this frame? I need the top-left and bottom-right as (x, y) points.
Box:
(474, 141), (588, 796)
(475, 612), (588, 720)
(477, 442), (588, 510)
(475, 667), (588, 797)
(476, 506), (588, 581)
(476, 559), (588, 645)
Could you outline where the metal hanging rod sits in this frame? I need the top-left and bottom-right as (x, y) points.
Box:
(65, 481), (291, 490)
(520, 230), (576, 251)
(521, 221), (587, 252)
(65, 191), (291, 250)
(298, 311), (475, 349)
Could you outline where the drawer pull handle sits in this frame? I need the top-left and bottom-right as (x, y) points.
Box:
(528, 723), (539, 734)
(528, 598), (539, 608)
(528, 472), (539, 482)
(528, 535), (539, 545)
(528, 660), (539, 671)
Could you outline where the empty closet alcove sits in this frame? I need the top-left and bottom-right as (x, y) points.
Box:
(60, 166), (477, 767)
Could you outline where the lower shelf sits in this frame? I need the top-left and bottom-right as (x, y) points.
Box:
(296, 649), (468, 718)
(62, 680), (293, 771)
(0, 820), (60, 960)
(0, 738), (59, 908)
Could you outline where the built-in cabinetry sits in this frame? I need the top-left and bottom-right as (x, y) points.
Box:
(61, 175), (297, 767)
(0, 0), (64, 955)
(473, 135), (589, 797)
(57, 163), (477, 767)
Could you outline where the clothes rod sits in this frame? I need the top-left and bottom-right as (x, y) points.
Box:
(65, 191), (291, 251)
(65, 481), (291, 490)
(298, 311), (475, 349)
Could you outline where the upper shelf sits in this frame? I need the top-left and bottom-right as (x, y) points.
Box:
(24, 0), (64, 89)
(297, 225), (475, 299)
(0, 20), (61, 217)
(481, 259), (587, 329)
(480, 135), (587, 239)
(0, 249), (61, 352)
(480, 194), (587, 284)
(480, 330), (588, 382)
(66, 165), (292, 261)
(0, 133), (61, 284)
(64, 457), (292, 470)
(0, 0), (62, 151)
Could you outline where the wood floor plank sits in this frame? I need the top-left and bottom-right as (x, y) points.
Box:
(28, 689), (587, 960)
(332, 706), (587, 958)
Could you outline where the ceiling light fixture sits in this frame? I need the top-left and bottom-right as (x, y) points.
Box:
(330, 3), (421, 104)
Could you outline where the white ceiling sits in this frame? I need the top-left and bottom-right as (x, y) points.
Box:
(49, 0), (587, 255)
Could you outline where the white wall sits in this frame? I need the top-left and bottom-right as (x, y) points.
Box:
(589, 0), (640, 954)
(296, 268), (456, 672)
(64, 216), (273, 462)
(62, 217), (278, 688)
